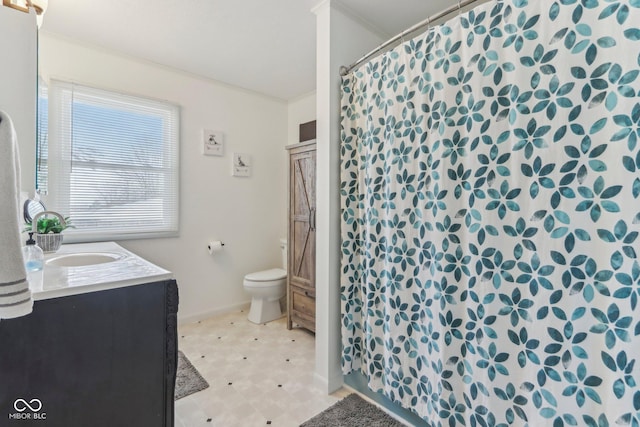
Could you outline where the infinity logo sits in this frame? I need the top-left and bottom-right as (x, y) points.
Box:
(14, 399), (42, 412)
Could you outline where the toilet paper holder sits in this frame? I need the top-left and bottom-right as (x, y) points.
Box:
(207, 241), (225, 254)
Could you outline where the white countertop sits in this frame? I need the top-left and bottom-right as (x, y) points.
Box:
(28, 242), (173, 301)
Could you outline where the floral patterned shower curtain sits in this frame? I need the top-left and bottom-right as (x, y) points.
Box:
(340, 0), (640, 425)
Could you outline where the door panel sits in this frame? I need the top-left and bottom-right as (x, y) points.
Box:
(287, 143), (316, 331)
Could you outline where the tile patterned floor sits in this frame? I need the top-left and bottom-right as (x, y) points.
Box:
(175, 310), (349, 427)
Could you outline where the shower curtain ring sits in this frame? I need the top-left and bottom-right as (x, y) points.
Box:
(458, 1), (462, 16)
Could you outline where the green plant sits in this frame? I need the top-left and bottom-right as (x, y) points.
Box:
(25, 215), (73, 234)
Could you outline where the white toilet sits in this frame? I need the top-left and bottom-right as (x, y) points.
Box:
(243, 239), (287, 324)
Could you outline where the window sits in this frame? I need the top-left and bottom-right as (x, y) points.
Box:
(36, 78), (48, 192)
(40, 80), (180, 241)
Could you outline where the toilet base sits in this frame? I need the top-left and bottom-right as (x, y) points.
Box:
(247, 297), (283, 324)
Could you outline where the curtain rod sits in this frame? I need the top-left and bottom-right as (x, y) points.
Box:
(340, 0), (487, 76)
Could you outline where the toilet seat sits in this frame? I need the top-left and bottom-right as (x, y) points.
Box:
(244, 268), (286, 282)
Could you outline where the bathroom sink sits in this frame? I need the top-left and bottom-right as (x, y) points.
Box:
(46, 252), (123, 268)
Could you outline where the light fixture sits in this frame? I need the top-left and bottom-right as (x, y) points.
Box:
(2, 0), (47, 26)
(26, 0), (47, 28)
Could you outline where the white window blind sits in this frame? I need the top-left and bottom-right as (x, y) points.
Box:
(36, 78), (48, 193)
(47, 80), (180, 241)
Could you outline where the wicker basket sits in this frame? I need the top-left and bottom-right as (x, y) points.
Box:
(35, 233), (64, 254)
(31, 211), (67, 254)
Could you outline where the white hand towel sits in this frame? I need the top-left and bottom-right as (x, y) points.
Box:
(0, 110), (33, 319)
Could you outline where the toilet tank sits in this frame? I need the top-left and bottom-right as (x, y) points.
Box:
(280, 238), (287, 270)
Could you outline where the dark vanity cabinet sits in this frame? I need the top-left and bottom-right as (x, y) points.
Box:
(0, 279), (179, 427)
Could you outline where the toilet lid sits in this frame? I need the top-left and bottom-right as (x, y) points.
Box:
(245, 268), (286, 282)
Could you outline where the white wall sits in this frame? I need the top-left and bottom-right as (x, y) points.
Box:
(37, 34), (288, 321)
(287, 92), (316, 145)
(313, 0), (385, 393)
(0, 7), (37, 191)
(284, 92), (317, 232)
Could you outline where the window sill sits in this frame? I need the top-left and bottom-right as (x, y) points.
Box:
(59, 230), (179, 244)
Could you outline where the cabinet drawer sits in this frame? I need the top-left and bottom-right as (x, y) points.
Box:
(291, 287), (315, 318)
(292, 285), (315, 299)
(291, 312), (315, 333)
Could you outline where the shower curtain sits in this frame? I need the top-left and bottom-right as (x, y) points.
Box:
(340, 0), (640, 425)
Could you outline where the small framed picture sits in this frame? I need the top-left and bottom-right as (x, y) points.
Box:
(232, 153), (251, 177)
(202, 130), (224, 156)
(3, 0), (29, 12)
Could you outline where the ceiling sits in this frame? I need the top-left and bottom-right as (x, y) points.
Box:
(40, 0), (454, 101)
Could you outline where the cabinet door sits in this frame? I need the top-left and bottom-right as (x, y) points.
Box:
(289, 148), (316, 290)
(0, 281), (177, 427)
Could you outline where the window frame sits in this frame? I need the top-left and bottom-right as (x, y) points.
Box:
(40, 79), (180, 242)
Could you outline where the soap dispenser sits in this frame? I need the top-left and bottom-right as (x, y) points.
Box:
(22, 232), (44, 272)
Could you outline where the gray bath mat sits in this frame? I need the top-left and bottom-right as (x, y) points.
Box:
(300, 394), (405, 426)
(174, 351), (209, 400)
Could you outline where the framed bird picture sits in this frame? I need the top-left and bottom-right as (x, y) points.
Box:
(202, 129), (224, 156)
(232, 153), (251, 177)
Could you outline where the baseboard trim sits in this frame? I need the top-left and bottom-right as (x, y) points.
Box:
(178, 302), (251, 325)
(313, 371), (345, 394)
